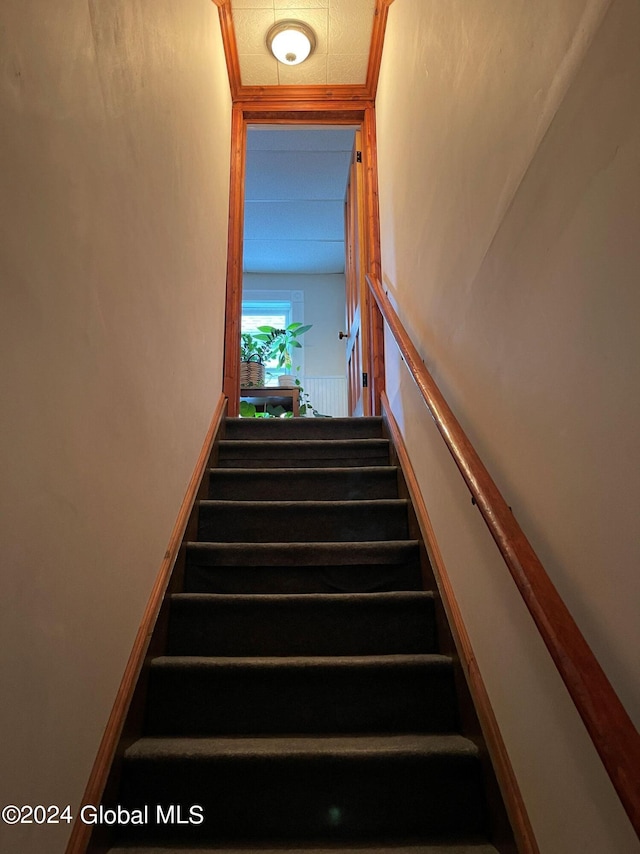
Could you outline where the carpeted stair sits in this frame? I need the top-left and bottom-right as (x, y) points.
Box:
(107, 417), (502, 853)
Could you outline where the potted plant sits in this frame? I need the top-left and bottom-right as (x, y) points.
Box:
(240, 332), (270, 387)
(252, 322), (312, 387)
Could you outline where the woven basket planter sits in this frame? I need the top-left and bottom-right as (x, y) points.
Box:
(240, 357), (266, 388)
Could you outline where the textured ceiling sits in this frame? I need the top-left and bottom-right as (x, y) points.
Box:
(243, 127), (356, 274)
(232, 0), (376, 86)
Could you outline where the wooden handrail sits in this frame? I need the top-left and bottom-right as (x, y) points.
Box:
(366, 274), (640, 837)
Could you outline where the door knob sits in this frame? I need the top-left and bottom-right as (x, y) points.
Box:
(338, 331), (348, 340)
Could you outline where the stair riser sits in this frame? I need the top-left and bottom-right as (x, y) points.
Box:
(168, 598), (437, 656)
(217, 441), (390, 470)
(224, 417), (384, 440)
(186, 541), (421, 567)
(117, 754), (486, 842)
(197, 502), (409, 543)
(145, 662), (457, 736)
(208, 469), (399, 501)
(218, 454), (392, 469)
(183, 562), (423, 594)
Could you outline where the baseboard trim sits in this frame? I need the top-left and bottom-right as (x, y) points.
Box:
(381, 392), (539, 854)
(65, 393), (227, 854)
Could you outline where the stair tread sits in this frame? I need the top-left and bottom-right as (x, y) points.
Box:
(126, 734), (478, 761)
(150, 654), (451, 668)
(108, 843), (499, 853)
(209, 466), (398, 475)
(219, 439), (388, 446)
(199, 499), (407, 508)
(217, 436), (391, 468)
(226, 416), (384, 425)
(171, 591), (434, 604)
(224, 416), (384, 437)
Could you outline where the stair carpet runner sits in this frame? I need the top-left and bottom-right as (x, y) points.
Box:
(108, 417), (500, 854)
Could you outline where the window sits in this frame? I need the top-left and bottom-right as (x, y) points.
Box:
(241, 300), (291, 335)
(241, 290), (305, 384)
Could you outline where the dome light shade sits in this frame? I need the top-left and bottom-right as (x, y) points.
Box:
(267, 20), (316, 66)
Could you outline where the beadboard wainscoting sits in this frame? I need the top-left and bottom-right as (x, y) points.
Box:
(304, 375), (348, 417)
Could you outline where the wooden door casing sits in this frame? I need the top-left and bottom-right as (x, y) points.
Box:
(222, 106), (384, 417)
(344, 131), (371, 416)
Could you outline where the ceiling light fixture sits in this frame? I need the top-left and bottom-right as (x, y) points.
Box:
(266, 20), (316, 66)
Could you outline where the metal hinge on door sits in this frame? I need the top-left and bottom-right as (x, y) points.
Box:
(362, 372), (368, 387)
(356, 151), (362, 163)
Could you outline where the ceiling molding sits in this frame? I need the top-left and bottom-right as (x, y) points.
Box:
(211, 0), (391, 105)
(234, 84), (371, 104)
(214, 0), (241, 100)
(240, 106), (369, 122)
(365, 0), (393, 98)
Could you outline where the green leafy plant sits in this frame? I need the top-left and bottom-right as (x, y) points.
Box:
(252, 322), (312, 370)
(239, 323), (328, 418)
(239, 400), (291, 419)
(240, 332), (270, 364)
(294, 371), (323, 417)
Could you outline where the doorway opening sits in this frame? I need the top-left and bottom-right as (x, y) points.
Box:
(241, 125), (356, 417)
(223, 107), (383, 418)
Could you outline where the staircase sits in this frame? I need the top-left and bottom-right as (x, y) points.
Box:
(107, 416), (505, 854)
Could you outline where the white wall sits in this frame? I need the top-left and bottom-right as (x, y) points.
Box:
(377, 0), (640, 851)
(0, 2), (231, 852)
(243, 273), (347, 377)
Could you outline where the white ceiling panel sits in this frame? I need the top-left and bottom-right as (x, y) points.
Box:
(327, 54), (369, 85)
(232, 0), (274, 7)
(247, 128), (354, 151)
(243, 127), (355, 275)
(245, 151), (352, 201)
(328, 0), (374, 55)
(277, 53), (328, 86)
(232, 9), (275, 54)
(233, 0), (376, 86)
(245, 200), (345, 241)
(244, 240), (345, 274)
(241, 54), (279, 85)
(276, 0), (329, 8)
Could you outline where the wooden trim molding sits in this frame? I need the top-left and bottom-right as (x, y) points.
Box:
(212, 0), (391, 103)
(222, 105), (246, 418)
(369, 275), (640, 838)
(221, 106), (381, 413)
(381, 392), (539, 854)
(215, 0), (241, 100)
(239, 103), (369, 118)
(64, 394), (228, 854)
(362, 107), (385, 414)
(234, 85), (372, 104)
(365, 0), (394, 99)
